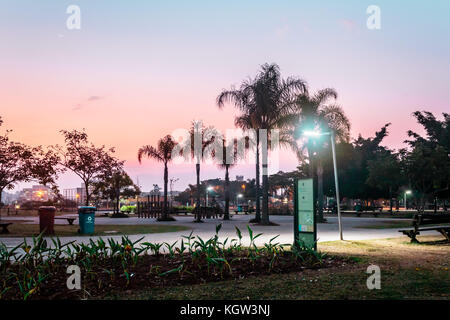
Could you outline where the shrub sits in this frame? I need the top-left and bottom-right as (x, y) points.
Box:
(120, 205), (136, 213)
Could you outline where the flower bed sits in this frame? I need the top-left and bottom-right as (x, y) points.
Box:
(0, 225), (345, 300)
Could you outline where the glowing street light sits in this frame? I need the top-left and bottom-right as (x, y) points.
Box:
(303, 130), (323, 137)
(236, 193), (243, 209)
(206, 186), (214, 207)
(303, 129), (343, 240)
(404, 190), (412, 210)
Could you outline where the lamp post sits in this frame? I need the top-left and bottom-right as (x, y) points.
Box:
(206, 186), (213, 207)
(404, 190), (412, 210)
(236, 193), (243, 207)
(303, 130), (343, 240)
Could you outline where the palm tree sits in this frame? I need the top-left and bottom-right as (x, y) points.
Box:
(138, 135), (178, 221)
(217, 63), (307, 225)
(182, 121), (218, 222)
(293, 88), (351, 222)
(216, 137), (248, 220)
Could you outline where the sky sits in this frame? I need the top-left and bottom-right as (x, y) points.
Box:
(1, 0), (449, 192)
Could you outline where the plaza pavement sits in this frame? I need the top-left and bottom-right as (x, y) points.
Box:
(0, 214), (419, 249)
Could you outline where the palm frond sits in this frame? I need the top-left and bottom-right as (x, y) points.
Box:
(137, 145), (163, 163)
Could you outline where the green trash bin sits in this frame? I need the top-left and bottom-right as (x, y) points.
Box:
(78, 206), (96, 234)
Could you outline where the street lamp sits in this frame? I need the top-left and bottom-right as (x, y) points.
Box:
(236, 193), (243, 207)
(404, 190), (412, 210)
(206, 186), (213, 207)
(75, 193), (80, 207)
(303, 130), (343, 240)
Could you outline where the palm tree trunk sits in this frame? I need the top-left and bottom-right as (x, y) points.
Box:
(224, 165), (230, 220)
(251, 132), (261, 223)
(195, 163), (202, 222)
(317, 159), (325, 223)
(261, 167), (270, 225)
(163, 162), (168, 220)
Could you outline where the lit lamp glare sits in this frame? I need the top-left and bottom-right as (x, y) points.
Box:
(404, 190), (412, 210)
(206, 186), (213, 206)
(303, 130), (322, 137)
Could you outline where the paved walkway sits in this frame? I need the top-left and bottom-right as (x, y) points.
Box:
(0, 214), (418, 248)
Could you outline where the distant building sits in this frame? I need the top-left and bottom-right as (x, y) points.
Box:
(63, 187), (85, 203)
(0, 191), (18, 205)
(17, 185), (55, 203)
(62, 183), (92, 204)
(236, 175), (244, 182)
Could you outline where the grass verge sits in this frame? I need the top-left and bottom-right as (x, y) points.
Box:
(107, 236), (449, 300)
(0, 223), (190, 237)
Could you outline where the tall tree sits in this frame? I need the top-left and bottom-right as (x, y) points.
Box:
(181, 121), (218, 222)
(93, 169), (140, 214)
(404, 111), (450, 210)
(216, 137), (248, 220)
(217, 63), (307, 225)
(0, 117), (59, 207)
(366, 149), (405, 212)
(138, 135), (178, 221)
(292, 88), (351, 222)
(54, 129), (123, 206)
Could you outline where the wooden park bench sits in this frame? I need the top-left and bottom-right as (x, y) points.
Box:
(54, 217), (77, 225)
(0, 222), (13, 234)
(399, 213), (450, 243)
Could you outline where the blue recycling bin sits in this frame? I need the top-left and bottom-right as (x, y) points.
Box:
(78, 206), (96, 234)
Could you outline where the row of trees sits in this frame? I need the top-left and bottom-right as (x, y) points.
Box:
(3, 63), (448, 223)
(139, 64), (448, 224)
(269, 112), (449, 214)
(139, 64), (351, 224)
(0, 119), (139, 213)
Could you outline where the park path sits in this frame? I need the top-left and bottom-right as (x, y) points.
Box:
(0, 215), (417, 248)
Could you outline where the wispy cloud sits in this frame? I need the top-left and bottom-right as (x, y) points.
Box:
(73, 96), (104, 111)
(87, 95), (102, 102)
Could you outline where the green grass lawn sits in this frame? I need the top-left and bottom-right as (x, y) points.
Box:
(0, 223), (190, 237)
(106, 236), (449, 300)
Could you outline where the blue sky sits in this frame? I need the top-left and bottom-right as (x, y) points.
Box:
(1, 1), (449, 191)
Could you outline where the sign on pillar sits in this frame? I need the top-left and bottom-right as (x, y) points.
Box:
(294, 178), (317, 250)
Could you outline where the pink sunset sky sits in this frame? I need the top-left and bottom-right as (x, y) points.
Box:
(1, 1), (449, 192)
